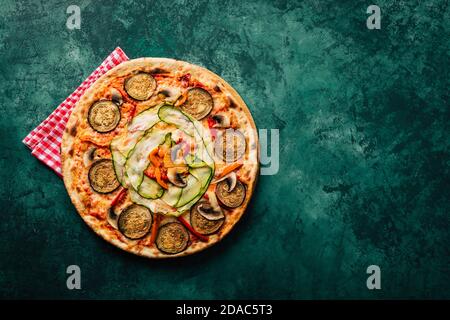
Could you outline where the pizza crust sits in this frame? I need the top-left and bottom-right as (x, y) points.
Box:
(61, 58), (259, 258)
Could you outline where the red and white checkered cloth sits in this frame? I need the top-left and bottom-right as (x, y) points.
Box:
(23, 47), (129, 177)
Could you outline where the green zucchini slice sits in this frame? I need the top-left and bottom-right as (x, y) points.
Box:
(125, 126), (169, 191)
(215, 179), (246, 208)
(124, 73), (156, 101)
(88, 101), (121, 133)
(160, 184), (183, 207)
(88, 159), (120, 194)
(190, 201), (224, 235)
(156, 222), (189, 254)
(138, 175), (163, 199)
(181, 88), (213, 120)
(118, 204), (153, 239)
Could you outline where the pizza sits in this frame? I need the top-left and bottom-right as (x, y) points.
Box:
(61, 58), (259, 258)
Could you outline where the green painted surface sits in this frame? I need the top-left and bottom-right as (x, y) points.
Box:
(0, 0), (449, 299)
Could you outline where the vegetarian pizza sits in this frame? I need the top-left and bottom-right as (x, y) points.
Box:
(61, 58), (259, 258)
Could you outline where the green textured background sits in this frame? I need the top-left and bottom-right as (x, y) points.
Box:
(0, 0), (449, 299)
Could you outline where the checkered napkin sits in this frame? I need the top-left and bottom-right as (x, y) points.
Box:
(22, 47), (129, 177)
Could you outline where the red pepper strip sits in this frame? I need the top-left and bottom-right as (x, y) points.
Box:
(179, 73), (191, 87)
(148, 213), (160, 246)
(111, 187), (127, 207)
(207, 116), (216, 128)
(177, 216), (208, 242)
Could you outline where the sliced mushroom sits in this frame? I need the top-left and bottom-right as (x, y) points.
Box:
(124, 73), (156, 101)
(212, 113), (231, 128)
(107, 207), (119, 229)
(167, 167), (187, 188)
(215, 179), (246, 208)
(158, 86), (181, 103)
(214, 171), (237, 192)
(118, 204), (153, 239)
(110, 88), (123, 106)
(207, 191), (223, 214)
(83, 146), (97, 167)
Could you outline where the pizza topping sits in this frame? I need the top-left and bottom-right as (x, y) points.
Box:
(107, 188), (128, 229)
(177, 216), (208, 242)
(167, 167), (188, 188)
(190, 201), (224, 235)
(214, 171), (238, 192)
(211, 113), (230, 128)
(138, 175), (164, 199)
(124, 73), (157, 101)
(88, 159), (120, 194)
(158, 86), (182, 103)
(214, 129), (246, 163)
(110, 88), (123, 106)
(156, 222), (189, 254)
(83, 146), (97, 166)
(88, 101), (121, 133)
(215, 162), (243, 181)
(118, 204), (153, 239)
(215, 179), (246, 208)
(180, 88), (213, 120)
(179, 73), (191, 87)
(148, 213), (161, 246)
(107, 207), (119, 229)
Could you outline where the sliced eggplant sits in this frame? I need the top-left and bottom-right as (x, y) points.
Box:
(215, 179), (246, 208)
(181, 88), (213, 120)
(118, 204), (153, 239)
(88, 159), (120, 194)
(156, 222), (189, 254)
(190, 201), (224, 235)
(214, 129), (246, 163)
(124, 73), (156, 101)
(88, 100), (121, 133)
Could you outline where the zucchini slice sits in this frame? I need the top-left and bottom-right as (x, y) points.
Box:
(160, 184), (183, 207)
(118, 204), (153, 239)
(175, 166), (212, 208)
(124, 73), (157, 101)
(88, 159), (120, 194)
(110, 107), (161, 187)
(215, 179), (246, 208)
(190, 201), (224, 235)
(158, 105), (195, 136)
(138, 175), (163, 199)
(158, 105), (215, 168)
(176, 167), (213, 214)
(125, 126), (169, 191)
(88, 101), (121, 133)
(181, 88), (213, 120)
(214, 128), (246, 163)
(156, 222), (189, 254)
(110, 146), (126, 186)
